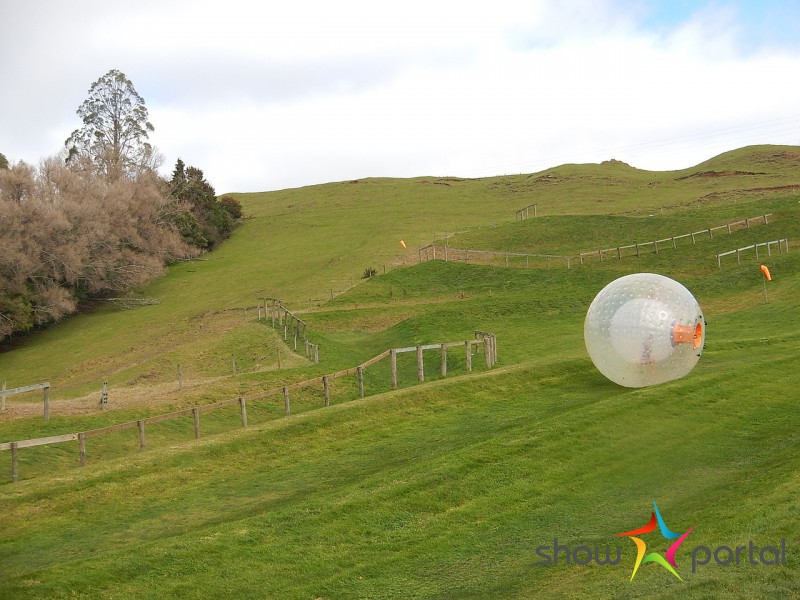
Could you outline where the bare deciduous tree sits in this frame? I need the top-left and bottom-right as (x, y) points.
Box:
(0, 157), (197, 339)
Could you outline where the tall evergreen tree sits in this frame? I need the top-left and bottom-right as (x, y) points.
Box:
(65, 69), (155, 181)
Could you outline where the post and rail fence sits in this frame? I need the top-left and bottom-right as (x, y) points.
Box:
(417, 214), (775, 270)
(515, 203), (538, 221)
(0, 334), (496, 483)
(258, 297), (320, 364)
(1, 381), (50, 419)
(419, 242), (572, 269)
(577, 214), (773, 264)
(716, 238), (789, 268)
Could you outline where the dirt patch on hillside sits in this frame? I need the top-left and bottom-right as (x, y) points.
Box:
(699, 184), (800, 201)
(676, 170), (766, 180)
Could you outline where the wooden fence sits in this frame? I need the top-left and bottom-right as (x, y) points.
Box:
(716, 238), (789, 268)
(577, 214), (772, 264)
(0, 334), (496, 483)
(515, 203), (538, 221)
(258, 297), (320, 363)
(419, 214), (773, 270)
(1, 381), (50, 419)
(419, 242), (572, 269)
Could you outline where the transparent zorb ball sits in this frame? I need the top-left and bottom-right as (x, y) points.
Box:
(584, 273), (705, 387)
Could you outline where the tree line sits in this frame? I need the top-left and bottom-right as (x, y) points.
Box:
(0, 70), (242, 341)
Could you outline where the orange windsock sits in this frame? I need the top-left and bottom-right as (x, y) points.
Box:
(760, 264), (772, 281)
(400, 240), (407, 249)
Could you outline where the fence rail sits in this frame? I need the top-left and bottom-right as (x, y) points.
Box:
(1, 381), (50, 419)
(578, 214), (772, 264)
(515, 203), (538, 221)
(259, 297), (320, 363)
(1, 334), (496, 483)
(419, 214), (773, 270)
(419, 243), (572, 269)
(716, 238), (789, 267)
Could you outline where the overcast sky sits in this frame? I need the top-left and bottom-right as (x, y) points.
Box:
(2, 0), (800, 193)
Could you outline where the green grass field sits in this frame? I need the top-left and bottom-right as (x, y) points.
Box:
(1, 145), (799, 598)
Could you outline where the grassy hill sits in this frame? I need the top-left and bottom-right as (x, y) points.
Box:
(1, 145), (799, 598)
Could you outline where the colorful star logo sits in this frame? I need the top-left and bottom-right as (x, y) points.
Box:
(615, 500), (694, 582)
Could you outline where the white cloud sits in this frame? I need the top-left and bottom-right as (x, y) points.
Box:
(3, 0), (800, 191)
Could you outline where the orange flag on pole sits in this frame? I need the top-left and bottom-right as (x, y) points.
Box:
(760, 264), (772, 281)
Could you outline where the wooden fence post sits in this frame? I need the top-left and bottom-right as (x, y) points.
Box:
(137, 420), (146, 450)
(465, 341), (472, 372)
(239, 397), (248, 427)
(43, 384), (50, 421)
(11, 442), (18, 482)
(79, 433), (86, 466)
(314, 345), (319, 364)
(1, 380), (5, 411)
(293, 318), (299, 351)
(193, 407), (201, 439)
(357, 366), (364, 398)
(283, 387), (290, 416)
(416, 346), (424, 382)
(390, 350), (398, 389)
(440, 343), (447, 377)
(323, 375), (330, 406)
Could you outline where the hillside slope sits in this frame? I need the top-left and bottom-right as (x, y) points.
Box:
(0, 145), (797, 403)
(1, 258), (799, 597)
(1, 144), (799, 598)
